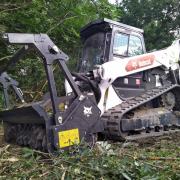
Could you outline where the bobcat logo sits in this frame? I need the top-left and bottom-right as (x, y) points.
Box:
(83, 106), (92, 117)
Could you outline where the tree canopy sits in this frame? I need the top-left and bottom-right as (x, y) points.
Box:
(119, 0), (180, 50)
(0, 0), (119, 101)
(0, 0), (179, 101)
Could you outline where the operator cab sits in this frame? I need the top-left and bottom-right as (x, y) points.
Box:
(79, 18), (147, 99)
(79, 18), (146, 72)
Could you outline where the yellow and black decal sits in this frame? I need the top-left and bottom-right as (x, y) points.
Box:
(58, 128), (80, 148)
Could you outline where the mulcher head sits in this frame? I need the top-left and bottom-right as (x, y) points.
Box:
(0, 33), (104, 153)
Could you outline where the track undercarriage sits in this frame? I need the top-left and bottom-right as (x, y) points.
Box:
(102, 83), (180, 140)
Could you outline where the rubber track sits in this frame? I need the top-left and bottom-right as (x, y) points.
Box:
(101, 83), (180, 140)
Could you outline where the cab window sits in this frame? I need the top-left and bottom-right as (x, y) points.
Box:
(128, 35), (143, 56)
(113, 32), (143, 57)
(113, 33), (128, 56)
(80, 32), (105, 72)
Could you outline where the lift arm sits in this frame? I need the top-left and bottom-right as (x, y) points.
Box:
(95, 39), (180, 113)
(2, 33), (82, 124)
(96, 39), (180, 83)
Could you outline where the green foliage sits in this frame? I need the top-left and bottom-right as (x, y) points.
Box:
(1, 0), (178, 104)
(0, 0), (119, 103)
(0, 0), (119, 57)
(0, 131), (180, 179)
(119, 0), (180, 50)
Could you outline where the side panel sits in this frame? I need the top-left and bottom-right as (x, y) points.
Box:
(101, 39), (180, 82)
(97, 40), (180, 114)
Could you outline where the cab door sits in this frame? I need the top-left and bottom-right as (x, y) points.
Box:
(111, 30), (146, 99)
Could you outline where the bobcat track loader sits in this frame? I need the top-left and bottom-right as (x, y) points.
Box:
(0, 18), (180, 152)
(68, 19), (180, 140)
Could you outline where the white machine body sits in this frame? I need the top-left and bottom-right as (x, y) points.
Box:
(96, 40), (180, 113)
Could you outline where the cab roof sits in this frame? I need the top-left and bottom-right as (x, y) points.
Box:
(80, 18), (144, 40)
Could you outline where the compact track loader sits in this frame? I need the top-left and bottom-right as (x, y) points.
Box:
(69, 19), (180, 140)
(0, 19), (180, 152)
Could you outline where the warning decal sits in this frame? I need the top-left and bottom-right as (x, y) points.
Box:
(58, 128), (80, 148)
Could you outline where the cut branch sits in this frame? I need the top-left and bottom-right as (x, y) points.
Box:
(46, 13), (77, 34)
(0, 55), (12, 61)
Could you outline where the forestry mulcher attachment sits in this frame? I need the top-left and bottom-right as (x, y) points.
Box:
(0, 33), (103, 152)
(0, 18), (180, 152)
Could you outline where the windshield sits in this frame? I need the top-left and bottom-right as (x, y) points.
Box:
(80, 32), (105, 72)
